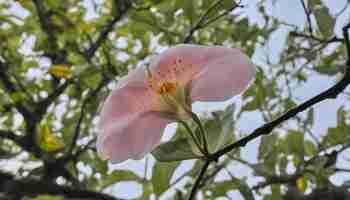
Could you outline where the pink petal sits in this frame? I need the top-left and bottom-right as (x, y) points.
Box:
(97, 85), (156, 159)
(190, 48), (255, 101)
(98, 112), (171, 163)
(117, 67), (146, 89)
(99, 85), (148, 134)
(148, 45), (254, 101)
(148, 44), (219, 86)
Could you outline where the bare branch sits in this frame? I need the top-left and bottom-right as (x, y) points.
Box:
(300, 0), (313, 34)
(188, 160), (210, 200)
(183, 0), (240, 43)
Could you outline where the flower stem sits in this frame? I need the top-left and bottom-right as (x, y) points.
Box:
(178, 120), (207, 156)
(189, 111), (209, 155)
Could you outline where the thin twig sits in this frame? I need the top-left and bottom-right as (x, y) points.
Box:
(67, 78), (110, 155)
(183, 0), (240, 43)
(299, 0), (313, 35)
(189, 160), (211, 200)
(84, 0), (131, 59)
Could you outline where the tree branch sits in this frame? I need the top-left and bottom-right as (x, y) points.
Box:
(213, 61), (350, 158)
(290, 32), (344, 44)
(188, 160), (210, 200)
(35, 80), (72, 119)
(84, 0), (131, 59)
(300, 0), (313, 35)
(31, 0), (66, 63)
(0, 62), (34, 121)
(0, 171), (122, 200)
(183, 0), (240, 43)
(67, 78), (110, 155)
(187, 21), (350, 199)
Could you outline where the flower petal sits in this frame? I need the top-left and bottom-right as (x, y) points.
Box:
(117, 67), (146, 89)
(97, 84), (157, 159)
(148, 44), (216, 85)
(148, 44), (254, 96)
(98, 112), (171, 163)
(99, 85), (148, 133)
(190, 48), (255, 101)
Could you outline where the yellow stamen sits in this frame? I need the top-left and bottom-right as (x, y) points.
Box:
(157, 82), (177, 94)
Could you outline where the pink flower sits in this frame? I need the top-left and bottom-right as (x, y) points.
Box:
(97, 44), (255, 163)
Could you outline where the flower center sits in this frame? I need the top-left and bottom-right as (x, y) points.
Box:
(157, 82), (177, 94)
(145, 67), (192, 120)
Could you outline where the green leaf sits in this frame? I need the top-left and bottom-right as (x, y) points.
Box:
(183, 0), (194, 24)
(322, 107), (350, 146)
(258, 133), (278, 160)
(322, 126), (348, 146)
(231, 177), (255, 200)
(152, 138), (202, 162)
(205, 104), (235, 153)
(99, 170), (142, 189)
(286, 130), (304, 155)
(309, 0), (335, 37)
(79, 67), (102, 89)
(152, 161), (180, 196)
(238, 181), (255, 200)
(304, 140), (317, 156)
(211, 180), (239, 197)
(29, 195), (63, 200)
(306, 108), (314, 127)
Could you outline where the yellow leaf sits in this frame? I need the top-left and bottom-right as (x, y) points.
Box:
(296, 177), (307, 192)
(80, 22), (95, 33)
(31, 195), (63, 200)
(48, 64), (72, 79)
(39, 123), (65, 152)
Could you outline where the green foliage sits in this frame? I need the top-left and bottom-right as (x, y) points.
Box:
(0, 0), (349, 200)
(26, 195), (63, 200)
(204, 104), (236, 153)
(206, 178), (254, 200)
(152, 138), (202, 162)
(308, 0), (335, 38)
(99, 170), (142, 189)
(152, 162), (180, 196)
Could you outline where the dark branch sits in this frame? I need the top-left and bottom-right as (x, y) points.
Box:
(343, 22), (350, 65)
(0, 62), (34, 121)
(183, 0), (240, 43)
(84, 0), (131, 59)
(187, 22), (350, 199)
(188, 161), (210, 200)
(67, 78), (110, 155)
(0, 171), (121, 200)
(0, 129), (42, 159)
(36, 80), (72, 118)
(290, 32), (344, 44)
(213, 62), (350, 158)
(300, 0), (313, 34)
(31, 0), (66, 63)
(0, 130), (24, 144)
